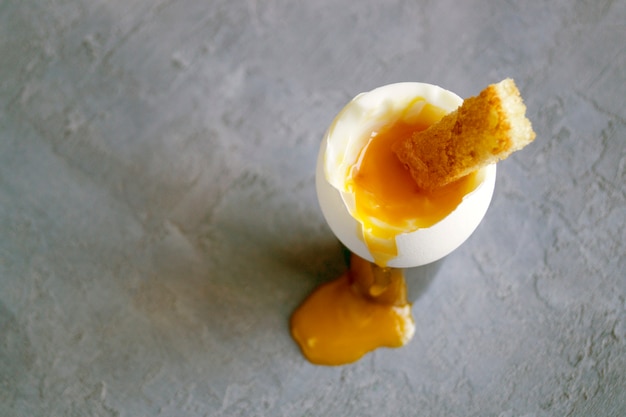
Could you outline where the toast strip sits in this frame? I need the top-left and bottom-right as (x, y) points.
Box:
(392, 78), (536, 190)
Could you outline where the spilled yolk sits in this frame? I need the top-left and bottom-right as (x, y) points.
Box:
(291, 101), (483, 366)
(348, 102), (482, 265)
(290, 253), (414, 366)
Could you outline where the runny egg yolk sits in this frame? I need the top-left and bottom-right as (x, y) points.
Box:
(290, 253), (413, 366)
(291, 101), (482, 366)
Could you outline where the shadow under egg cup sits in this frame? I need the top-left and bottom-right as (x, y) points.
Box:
(316, 83), (497, 299)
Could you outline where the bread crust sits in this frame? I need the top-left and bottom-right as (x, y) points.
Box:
(392, 78), (536, 190)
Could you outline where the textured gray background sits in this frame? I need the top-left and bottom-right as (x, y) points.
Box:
(1, 0), (625, 416)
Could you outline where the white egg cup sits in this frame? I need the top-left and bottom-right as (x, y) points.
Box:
(316, 83), (496, 268)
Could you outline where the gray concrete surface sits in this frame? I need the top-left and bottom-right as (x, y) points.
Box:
(1, 0), (625, 416)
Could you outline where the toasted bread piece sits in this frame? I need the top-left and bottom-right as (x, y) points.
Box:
(392, 78), (536, 190)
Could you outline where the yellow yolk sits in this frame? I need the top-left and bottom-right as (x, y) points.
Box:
(290, 254), (414, 366)
(348, 103), (481, 265)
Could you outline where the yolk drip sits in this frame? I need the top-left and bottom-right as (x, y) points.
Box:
(348, 103), (482, 264)
(290, 253), (414, 366)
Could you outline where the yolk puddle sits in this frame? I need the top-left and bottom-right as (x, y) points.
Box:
(347, 102), (482, 264)
(290, 253), (414, 366)
(291, 100), (484, 366)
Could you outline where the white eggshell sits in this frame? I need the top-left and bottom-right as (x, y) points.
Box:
(316, 82), (497, 268)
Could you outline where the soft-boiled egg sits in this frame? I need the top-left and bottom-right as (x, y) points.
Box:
(317, 82), (496, 268)
(291, 83), (496, 365)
